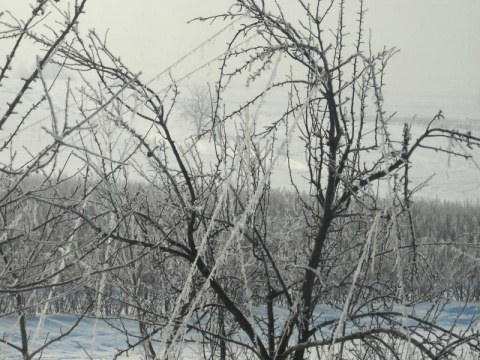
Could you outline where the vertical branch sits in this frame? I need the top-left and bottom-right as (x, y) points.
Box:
(403, 123), (418, 282)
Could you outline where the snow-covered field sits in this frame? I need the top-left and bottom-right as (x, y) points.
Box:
(0, 315), (148, 359)
(1, 302), (479, 359)
(2, 80), (479, 202)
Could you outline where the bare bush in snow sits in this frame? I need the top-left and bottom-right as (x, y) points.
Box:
(1, 1), (480, 359)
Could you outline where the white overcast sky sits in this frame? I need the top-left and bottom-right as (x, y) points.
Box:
(4, 0), (480, 119)
(2, 0), (479, 199)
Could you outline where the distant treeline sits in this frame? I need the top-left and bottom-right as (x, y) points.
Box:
(2, 175), (479, 317)
(412, 197), (479, 243)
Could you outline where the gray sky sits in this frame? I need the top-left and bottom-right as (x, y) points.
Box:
(3, 0), (480, 119)
(2, 0), (479, 199)
(89, 0), (480, 119)
(368, 0), (480, 95)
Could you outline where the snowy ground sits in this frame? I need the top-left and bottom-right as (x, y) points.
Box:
(1, 302), (479, 359)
